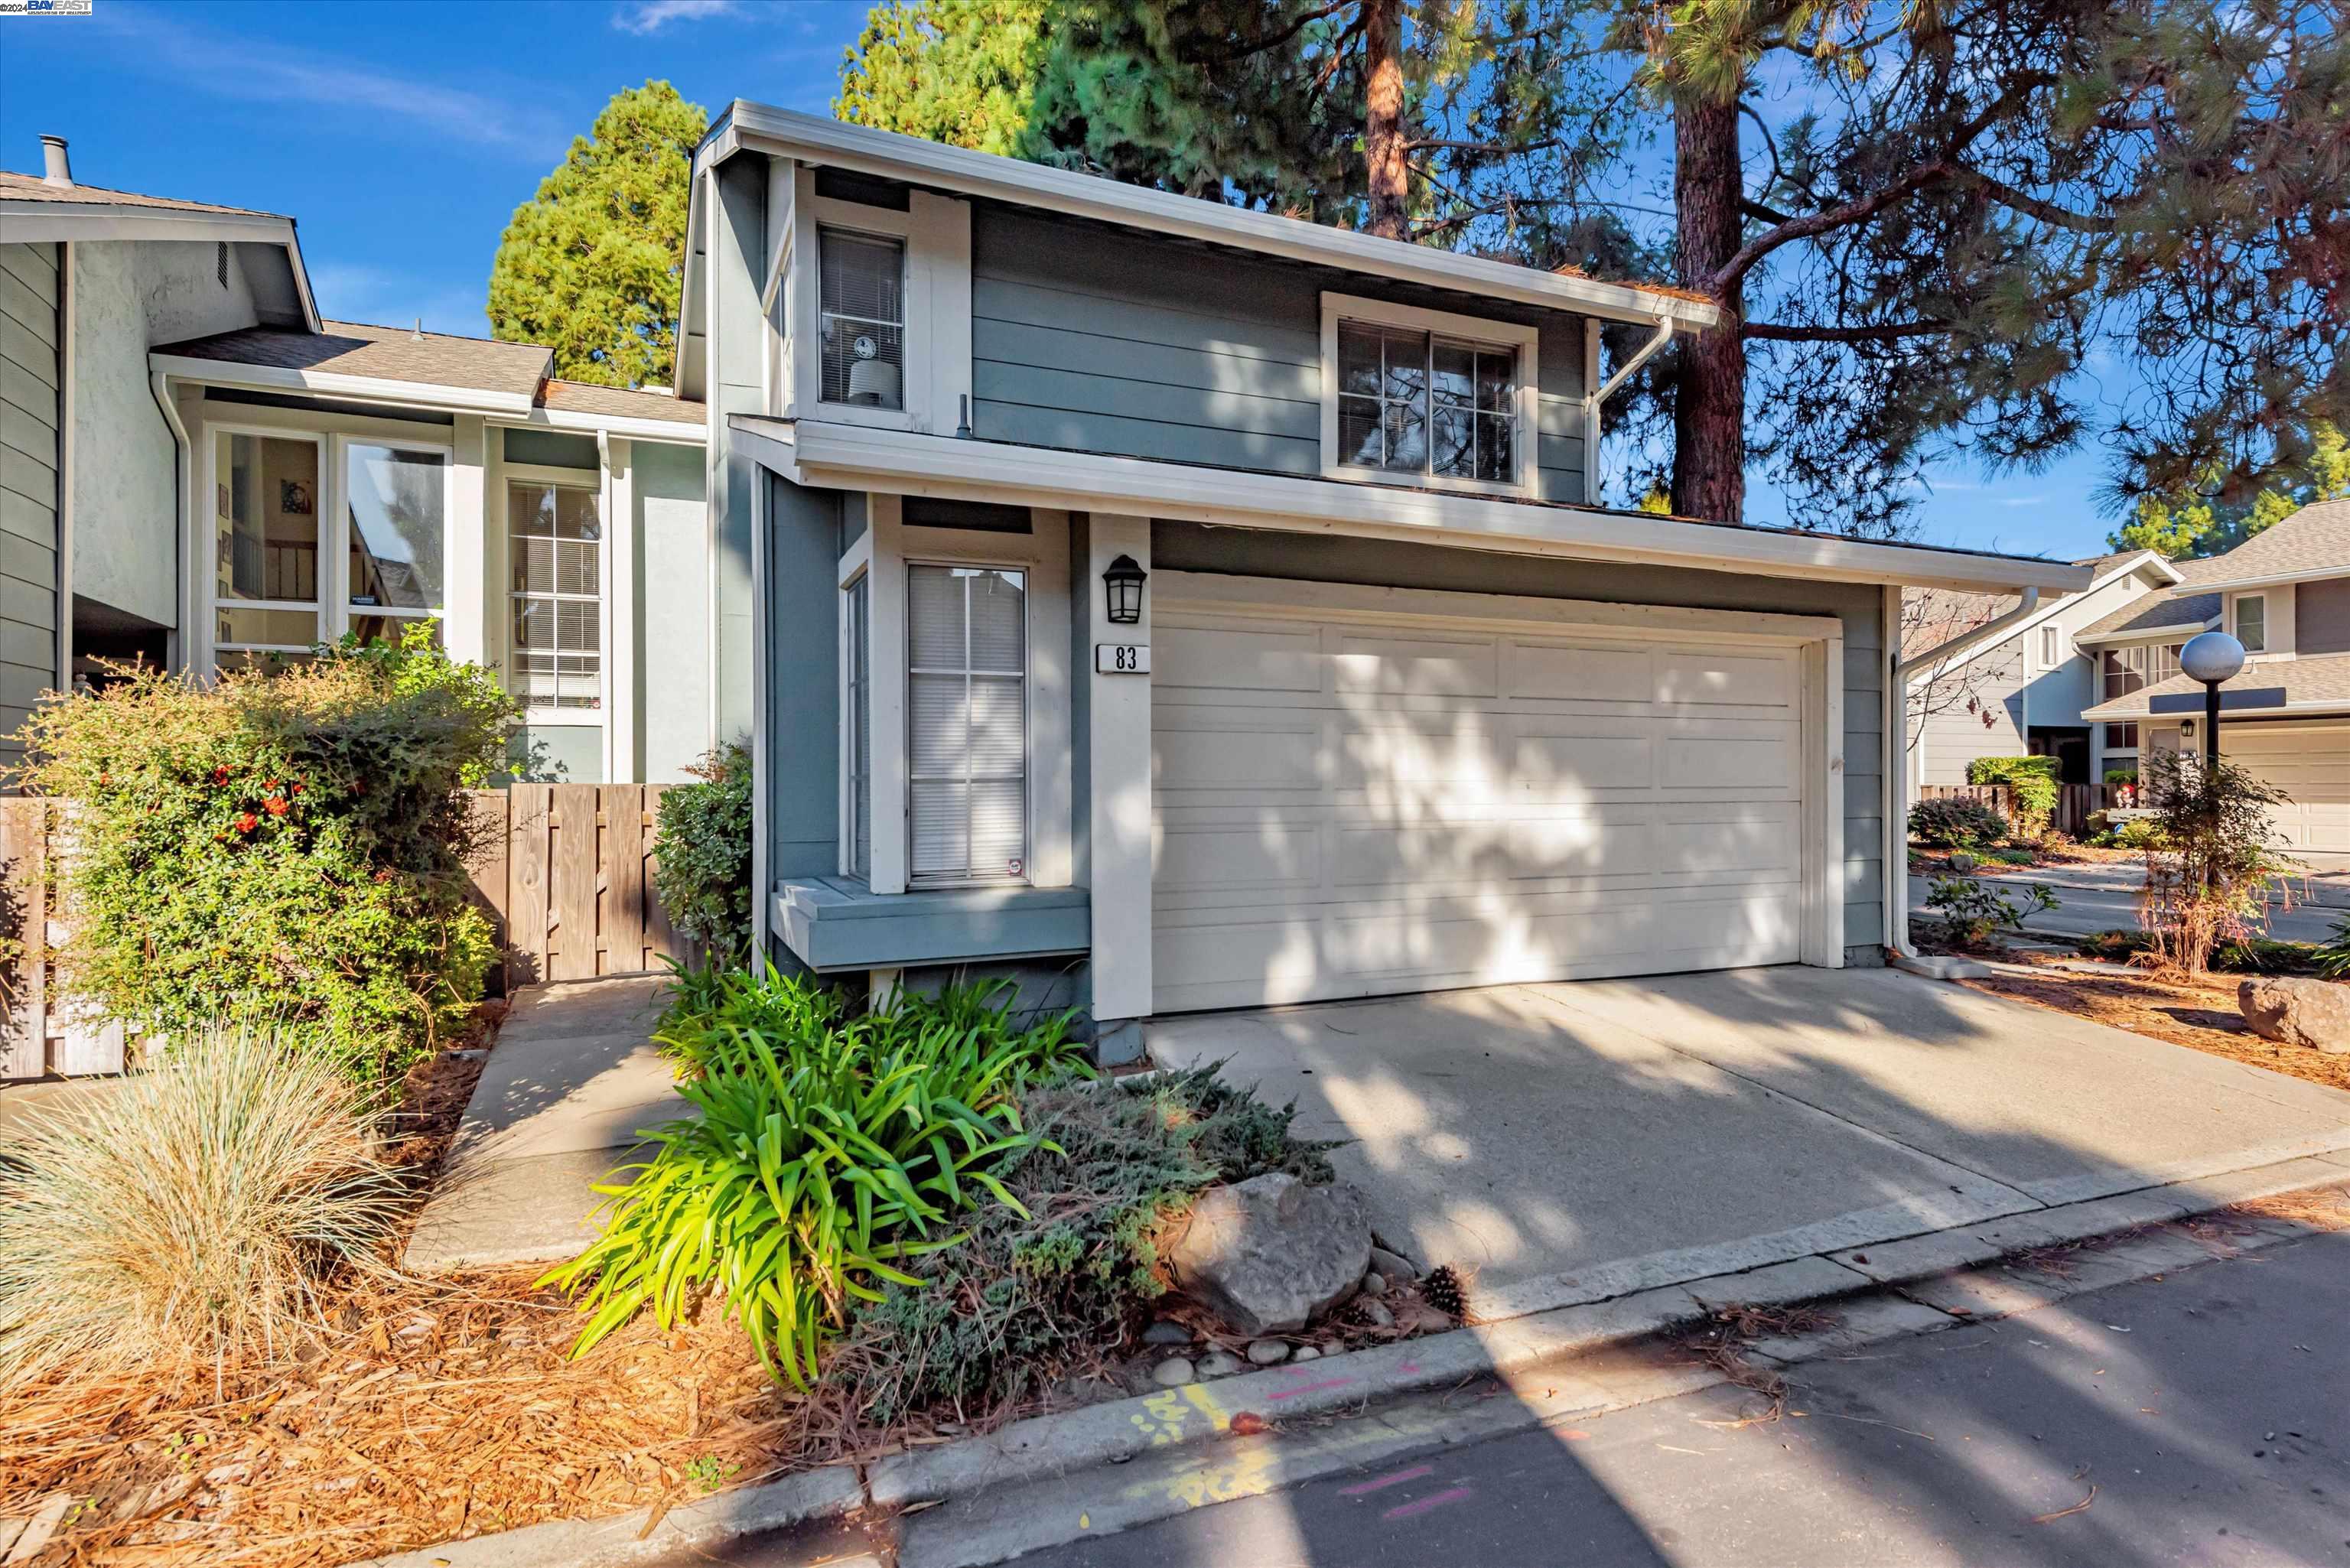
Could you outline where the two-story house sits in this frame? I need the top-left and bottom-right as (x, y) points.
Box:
(8, 111), (2105, 1057)
(1, 138), (711, 786)
(2080, 501), (2350, 870)
(682, 106), (2088, 1059)
(1904, 549), (2189, 790)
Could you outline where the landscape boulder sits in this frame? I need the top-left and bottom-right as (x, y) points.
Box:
(1167, 1173), (1371, 1336)
(2238, 977), (2350, 1054)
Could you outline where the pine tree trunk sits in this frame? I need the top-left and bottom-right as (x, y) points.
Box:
(1669, 94), (1746, 522)
(1363, 0), (1408, 241)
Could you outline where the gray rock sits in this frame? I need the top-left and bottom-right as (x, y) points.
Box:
(2240, 977), (2350, 1053)
(1361, 1272), (1387, 1297)
(1369, 1247), (1418, 1284)
(1948, 851), (1978, 873)
(1168, 1173), (1372, 1336)
(1197, 1351), (1244, 1378)
(1151, 1358), (1196, 1387)
(1246, 1339), (1291, 1365)
(1141, 1319), (1193, 1347)
(1291, 1345), (1320, 1362)
(1360, 1300), (1395, 1329)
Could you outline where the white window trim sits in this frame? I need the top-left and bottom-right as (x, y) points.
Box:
(1318, 291), (1541, 497)
(785, 166), (972, 437)
(837, 531), (874, 880)
(2036, 623), (2065, 670)
(851, 495), (1071, 896)
(904, 558), (1031, 890)
(2234, 592), (2267, 653)
(199, 422), (456, 669)
(503, 465), (610, 727)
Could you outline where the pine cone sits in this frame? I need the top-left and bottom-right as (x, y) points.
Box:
(1420, 1264), (1465, 1321)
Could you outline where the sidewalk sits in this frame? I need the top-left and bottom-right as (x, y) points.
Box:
(404, 975), (678, 1273)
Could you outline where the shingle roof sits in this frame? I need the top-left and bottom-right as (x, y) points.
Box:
(0, 170), (284, 219)
(537, 379), (704, 426)
(2200, 497), (2350, 583)
(2075, 589), (2221, 641)
(2081, 649), (2350, 720)
(155, 320), (552, 402)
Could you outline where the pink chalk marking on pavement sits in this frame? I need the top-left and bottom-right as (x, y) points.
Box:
(1339, 1464), (1434, 1496)
(1382, 1485), (1473, 1521)
(1265, 1378), (1351, 1401)
(1394, 1361), (1421, 1374)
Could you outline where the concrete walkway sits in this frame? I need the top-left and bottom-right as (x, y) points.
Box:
(1145, 966), (2350, 1320)
(405, 976), (679, 1273)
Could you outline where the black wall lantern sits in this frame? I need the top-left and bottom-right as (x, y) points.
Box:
(1103, 554), (1147, 625)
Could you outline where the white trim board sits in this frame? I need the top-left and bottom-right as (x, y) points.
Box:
(711, 102), (1715, 333)
(731, 415), (2091, 596)
(153, 356), (710, 443)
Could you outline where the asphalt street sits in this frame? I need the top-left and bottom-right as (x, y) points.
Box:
(1006, 1229), (2350, 1568)
(1907, 870), (2342, 945)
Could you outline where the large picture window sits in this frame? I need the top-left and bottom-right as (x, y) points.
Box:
(346, 442), (448, 647)
(906, 564), (1026, 884)
(508, 480), (603, 711)
(213, 431), (323, 665)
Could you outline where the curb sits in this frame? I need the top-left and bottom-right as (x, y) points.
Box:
(355, 1154), (2350, 1567)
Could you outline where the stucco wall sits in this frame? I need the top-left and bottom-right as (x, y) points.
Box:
(73, 239), (262, 630)
(635, 440), (711, 782)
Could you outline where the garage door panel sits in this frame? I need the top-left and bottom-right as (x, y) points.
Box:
(2223, 724), (2350, 854)
(1155, 619), (1323, 694)
(1508, 640), (1654, 703)
(1662, 734), (1797, 792)
(1656, 649), (1796, 708)
(1151, 598), (1810, 1010)
(1333, 633), (1499, 698)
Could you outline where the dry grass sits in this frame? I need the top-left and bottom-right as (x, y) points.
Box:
(0, 1033), (406, 1387)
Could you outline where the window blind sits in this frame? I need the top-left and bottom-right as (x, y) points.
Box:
(906, 564), (1027, 883)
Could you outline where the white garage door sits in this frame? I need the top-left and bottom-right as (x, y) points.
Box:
(2224, 723), (2350, 861)
(1151, 591), (1811, 1013)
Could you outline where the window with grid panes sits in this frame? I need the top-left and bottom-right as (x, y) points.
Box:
(819, 230), (906, 410)
(1334, 322), (1518, 485)
(508, 481), (602, 711)
(906, 565), (1026, 884)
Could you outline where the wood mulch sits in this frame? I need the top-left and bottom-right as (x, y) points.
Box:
(1953, 950), (2350, 1096)
(0, 1010), (855, 1568)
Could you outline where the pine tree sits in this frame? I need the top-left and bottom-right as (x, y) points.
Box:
(835, 0), (1050, 156)
(2111, 425), (2350, 558)
(487, 82), (707, 389)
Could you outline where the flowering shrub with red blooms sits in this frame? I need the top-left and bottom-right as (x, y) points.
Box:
(11, 626), (515, 1082)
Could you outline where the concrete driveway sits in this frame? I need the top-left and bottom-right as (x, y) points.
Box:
(1144, 967), (2350, 1321)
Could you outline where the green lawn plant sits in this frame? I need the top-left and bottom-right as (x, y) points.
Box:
(1966, 755), (2061, 838)
(542, 965), (1091, 1387)
(1925, 875), (2059, 946)
(10, 625), (509, 1082)
(1907, 795), (2007, 850)
(649, 742), (753, 958)
(2134, 749), (2301, 975)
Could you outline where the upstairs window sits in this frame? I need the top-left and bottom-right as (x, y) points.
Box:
(1320, 294), (1538, 494)
(2037, 624), (2065, 669)
(819, 229), (905, 411)
(2234, 594), (2267, 652)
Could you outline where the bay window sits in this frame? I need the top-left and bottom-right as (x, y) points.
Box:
(906, 564), (1027, 884)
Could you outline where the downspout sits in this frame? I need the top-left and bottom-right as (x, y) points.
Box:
(1886, 585), (2040, 958)
(56, 240), (73, 691)
(149, 369), (191, 671)
(1581, 313), (1675, 506)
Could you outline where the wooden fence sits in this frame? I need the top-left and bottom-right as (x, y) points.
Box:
(1917, 781), (2127, 838)
(466, 783), (698, 991)
(0, 785), (695, 1082)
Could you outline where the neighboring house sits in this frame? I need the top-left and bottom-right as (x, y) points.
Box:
(682, 105), (2087, 1057)
(2081, 501), (2350, 870)
(0, 138), (710, 785)
(1902, 550), (2187, 789)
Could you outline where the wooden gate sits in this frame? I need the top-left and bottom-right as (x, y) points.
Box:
(468, 783), (698, 990)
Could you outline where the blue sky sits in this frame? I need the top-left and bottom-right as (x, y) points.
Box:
(0, 0), (2118, 558)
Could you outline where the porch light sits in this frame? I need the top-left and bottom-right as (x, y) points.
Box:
(1103, 555), (1146, 625)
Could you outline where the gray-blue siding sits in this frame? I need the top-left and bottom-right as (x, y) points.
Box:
(969, 210), (1590, 503)
(0, 242), (60, 777)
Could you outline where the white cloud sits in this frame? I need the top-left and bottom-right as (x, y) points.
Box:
(107, 6), (565, 158)
(1998, 495), (2049, 507)
(613, 0), (745, 33)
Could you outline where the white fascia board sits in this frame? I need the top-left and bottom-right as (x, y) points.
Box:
(518, 409), (708, 444)
(741, 417), (2091, 595)
(151, 353), (539, 416)
(2179, 567), (2339, 594)
(2072, 617), (2218, 646)
(718, 102), (1717, 333)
